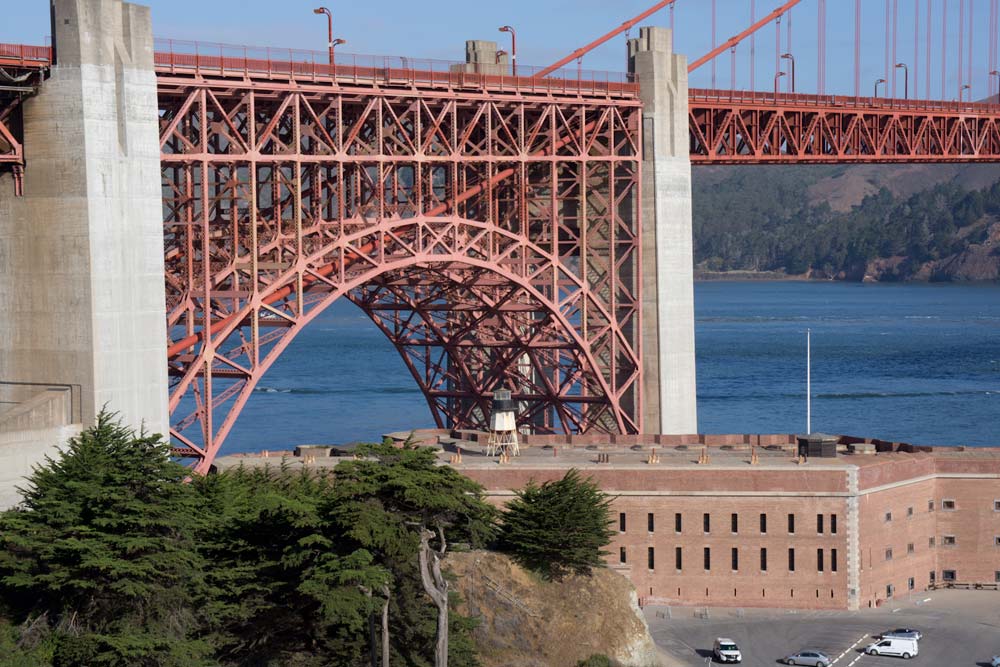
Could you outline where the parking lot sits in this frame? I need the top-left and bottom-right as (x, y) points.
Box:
(645, 590), (1000, 666)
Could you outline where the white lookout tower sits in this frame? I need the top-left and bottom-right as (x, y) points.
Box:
(485, 389), (519, 458)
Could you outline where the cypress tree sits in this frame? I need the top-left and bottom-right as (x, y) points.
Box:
(498, 469), (615, 581)
(0, 411), (212, 666)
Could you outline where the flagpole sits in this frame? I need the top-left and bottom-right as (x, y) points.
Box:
(807, 328), (812, 435)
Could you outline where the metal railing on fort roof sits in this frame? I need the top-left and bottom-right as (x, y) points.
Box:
(151, 38), (639, 98)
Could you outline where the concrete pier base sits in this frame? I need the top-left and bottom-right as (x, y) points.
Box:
(0, 0), (167, 453)
(628, 27), (698, 434)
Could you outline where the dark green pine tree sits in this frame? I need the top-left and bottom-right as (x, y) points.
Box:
(498, 468), (615, 581)
(0, 411), (213, 666)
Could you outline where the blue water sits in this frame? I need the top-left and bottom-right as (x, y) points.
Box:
(221, 282), (1000, 454)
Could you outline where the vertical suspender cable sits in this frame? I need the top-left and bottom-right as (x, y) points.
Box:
(750, 0), (756, 91)
(712, 0), (717, 87)
(731, 46), (737, 91)
(914, 0), (920, 99)
(882, 0), (892, 90)
(855, 0), (862, 98)
(942, 0), (948, 99)
(959, 0), (964, 97)
(787, 6), (793, 92)
(926, 0), (932, 99)
(967, 0), (973, 98)
(892, 0), (899, 97)
(818, 0), (825, 95)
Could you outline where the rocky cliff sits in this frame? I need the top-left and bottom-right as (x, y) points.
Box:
(447, 551), (663, 667)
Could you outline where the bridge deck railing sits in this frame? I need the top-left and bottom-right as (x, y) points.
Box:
(152, 38), (639, 98)
(0, 43), (52, 68)
(690, 87), (1000, 114)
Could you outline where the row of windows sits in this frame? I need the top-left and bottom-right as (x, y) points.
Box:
(624, 546), (839, 573)
(618, 512), (838, 535)
(884, 535), (1000, 559)
(885, 498), (1000, 521)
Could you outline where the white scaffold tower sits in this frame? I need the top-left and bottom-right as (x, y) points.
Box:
(485, 389), (519, 458)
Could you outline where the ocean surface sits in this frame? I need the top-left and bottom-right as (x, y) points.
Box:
(221, 282), (1000, 455)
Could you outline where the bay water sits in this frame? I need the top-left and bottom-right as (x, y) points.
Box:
(222, 282), (1000, 455)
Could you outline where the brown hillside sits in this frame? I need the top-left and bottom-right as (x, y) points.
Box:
(448, 551), (664, 667)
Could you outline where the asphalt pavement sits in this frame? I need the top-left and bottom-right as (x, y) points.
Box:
(644, 590), (1000, 667)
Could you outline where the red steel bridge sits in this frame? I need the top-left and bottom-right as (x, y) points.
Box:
(3, 0), (1000, 471)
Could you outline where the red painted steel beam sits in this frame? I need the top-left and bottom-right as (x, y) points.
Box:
(689, 88), (1000, 163)
(165, 118), (601, 359)
(688, 0), (803, 73)
(534, 0), (678, 79)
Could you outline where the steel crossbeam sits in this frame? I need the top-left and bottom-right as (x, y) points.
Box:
(690, 89), (1000, 163)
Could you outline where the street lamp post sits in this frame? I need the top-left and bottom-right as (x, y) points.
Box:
(875, 78), (886, 98)
(960, 83), (971, 102)
(313, 7), (333, 65)
(495, 49), (507, 65)
(331, 38), (346, 66)
(895, 62), (909, 99)
(774, 71), (786, 96)
(498, 25), (517, 76)
(780, 52), (796, 93)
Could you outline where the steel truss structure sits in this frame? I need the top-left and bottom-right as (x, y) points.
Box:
(690, 89), (1000, 163)
(0, 45), (49, 196)
(159, 75), (643, 471)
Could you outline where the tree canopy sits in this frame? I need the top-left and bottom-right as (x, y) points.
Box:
(498, 469), (615, 581)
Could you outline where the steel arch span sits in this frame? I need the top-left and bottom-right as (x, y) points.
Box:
(159, 80), (643, 471)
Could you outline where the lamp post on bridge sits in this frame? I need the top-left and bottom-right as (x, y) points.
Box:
(960, 83), (971, 102)
(498, 25), (517, 76)
(780, 52), (795, 93)
(895, 62), (909, 99)
(331, 38), (346, 66)
(495, 49), (507, 65)
(774, 71), (786, 96)
(875, 78), (886, 98)
(313, 7), (333, 65)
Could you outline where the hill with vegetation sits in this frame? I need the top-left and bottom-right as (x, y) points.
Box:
(692, 164), (1000, 281)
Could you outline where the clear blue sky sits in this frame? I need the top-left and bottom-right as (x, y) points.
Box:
(2, 1), (997, 100)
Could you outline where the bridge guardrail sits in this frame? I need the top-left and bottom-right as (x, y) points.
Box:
(690, 87), (1000, 114)
(151, 38), (639, 98)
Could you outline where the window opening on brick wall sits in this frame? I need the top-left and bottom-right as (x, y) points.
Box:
(788, 548), (795, 571)
(760, 547), (768, 571)
(817, 548), (824, 572)
(731, 547), (739, 571)
(619, 512), (626, 532)
(648, 512), (654, 532)
(817, 513), (824, 534)
(619, 546), (626, 564)
(703, 513), (710, 533)
(942, 499), (956, 510)
(674, 512), (682, 533)
(648, 546), (655, 570)
(788, 513), (795, 534)
(760, 512), (767, 533)
(704, 547), (711, 571)
(731, 513), (738, 534)
(831, 513), (837, 534)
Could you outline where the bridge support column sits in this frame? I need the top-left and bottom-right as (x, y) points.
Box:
(628, 27), (698, 434)
(0, 0), (168, 436)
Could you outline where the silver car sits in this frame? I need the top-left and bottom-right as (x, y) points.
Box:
(781, 650), (831, 666)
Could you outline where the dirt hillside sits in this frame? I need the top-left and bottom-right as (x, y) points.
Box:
(447, 551), (663, 667)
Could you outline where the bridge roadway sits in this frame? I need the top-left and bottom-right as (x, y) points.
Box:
(5, 40), (1000, 169)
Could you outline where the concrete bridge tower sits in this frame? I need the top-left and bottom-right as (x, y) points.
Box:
(629, 27), (699, 434)
(0, 0), (168, 462)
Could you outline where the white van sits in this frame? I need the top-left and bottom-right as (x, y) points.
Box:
(864, 637), (918, 659)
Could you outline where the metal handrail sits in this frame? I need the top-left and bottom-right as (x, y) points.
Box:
(0, 381), (82, 424)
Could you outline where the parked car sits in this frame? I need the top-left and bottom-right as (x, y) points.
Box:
(864, 636), (919, 659)
(880, 628), (923, 641)
(990, 656), (999, 667)
(712, 637), (742, 663)
(780, 650), (831, 666)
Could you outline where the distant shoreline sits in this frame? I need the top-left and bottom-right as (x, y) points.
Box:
(694, 270), (1000, 284)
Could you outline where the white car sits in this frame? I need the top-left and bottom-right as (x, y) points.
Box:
(865, 637), (918, 659)
(990, 656), (999, 667)
(712, 637), (742, 663)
